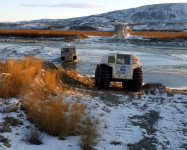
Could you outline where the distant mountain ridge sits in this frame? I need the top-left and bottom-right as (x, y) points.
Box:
(0, 3), (187, 31)
(100, 3), (187, 22)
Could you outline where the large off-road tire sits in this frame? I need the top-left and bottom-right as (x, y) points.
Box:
(122, 80), (131, 91)
(95, 65), (100, 87)
(95, 64), (111, 90)
(130, 67), (143, 92)
(123, 68), (143, 92)
(61, 56), (65, 61)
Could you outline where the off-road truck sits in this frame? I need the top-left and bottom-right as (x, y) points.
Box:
(95, 53), (143, 92)
(61, 43), (77, 62)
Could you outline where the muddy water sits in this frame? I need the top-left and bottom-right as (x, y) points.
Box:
(0, 38), (186, 88)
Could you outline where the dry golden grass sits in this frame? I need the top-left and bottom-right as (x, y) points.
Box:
(0, 56), (93, 98)
(66, 70), (93, 88)
(19, 63), (90, 140)
(130, 30), (187, 38)
(0, 57), (97, 149)
(41, 70), (61, 95)
(22, 94), (86, 138)
(56, 66), (94, 89)
(0, 29), (186, 39)
(0, 29), (114, 37)
(0, 56), (43, 98)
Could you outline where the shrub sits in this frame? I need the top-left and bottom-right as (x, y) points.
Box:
(22, 95), (86, 138)
(0, 134), (11, 147)
(25, 128), (43, 145)
(80, 119), (98, 150)
(4, 117), (22, 126)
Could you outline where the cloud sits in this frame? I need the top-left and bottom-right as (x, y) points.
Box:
(21, 3), (103, 8)
(21, 4), (48, 7)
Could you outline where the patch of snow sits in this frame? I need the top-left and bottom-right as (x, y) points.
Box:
(170, 54), (187, 61)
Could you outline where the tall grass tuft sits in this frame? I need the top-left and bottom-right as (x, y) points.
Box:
(80, 119), (98, 150)
(0, 56), (43, 98)
(22, 94), (86, 138)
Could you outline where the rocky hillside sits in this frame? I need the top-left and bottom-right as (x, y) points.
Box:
(101, 3), (187, 22)
(0, 3), (187, 31)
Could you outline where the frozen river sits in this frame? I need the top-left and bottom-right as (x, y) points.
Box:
(0, 37), (187, 88)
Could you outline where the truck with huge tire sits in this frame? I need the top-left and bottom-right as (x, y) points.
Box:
(95, 53), (143, 92)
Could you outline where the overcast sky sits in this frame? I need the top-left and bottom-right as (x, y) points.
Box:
(0, 0), (186, 22)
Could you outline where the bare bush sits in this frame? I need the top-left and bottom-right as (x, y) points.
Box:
(80, 119), (98, 150)
(25, 128), (43, 145)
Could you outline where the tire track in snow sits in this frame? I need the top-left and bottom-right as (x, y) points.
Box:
(102, 105), (143, 150)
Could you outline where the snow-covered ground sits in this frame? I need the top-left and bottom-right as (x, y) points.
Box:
(0, 85), (186, 149)
(0, 98), (81, 150)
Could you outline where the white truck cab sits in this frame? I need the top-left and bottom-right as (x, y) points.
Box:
(95, 53), (143, 92)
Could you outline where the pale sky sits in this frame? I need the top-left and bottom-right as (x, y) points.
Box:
(0, 0), (186, 22)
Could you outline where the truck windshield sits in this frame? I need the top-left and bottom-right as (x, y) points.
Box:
(116, 54), (131, 65)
